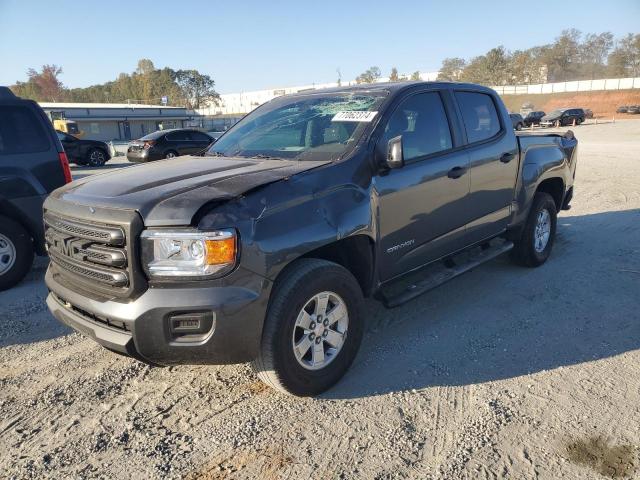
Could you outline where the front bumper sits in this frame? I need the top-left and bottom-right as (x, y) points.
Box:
(45, 266), (272, 365)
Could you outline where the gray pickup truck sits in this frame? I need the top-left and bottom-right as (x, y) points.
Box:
(44, 82), (577, 396)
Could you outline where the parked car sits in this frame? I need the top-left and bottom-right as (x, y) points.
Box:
(627, 105), (640, 114)
(207, 130), (225, 141)
(44, 82), (577, 396)
(126, 128), (214, 162)
(523, 111), (545, 127)
(616, 105), (629, 113)
(56, 130), (111, 167)
(509, 113), (524, 130)
(540, 108), (585, 127)
(0, 86), (72, 290)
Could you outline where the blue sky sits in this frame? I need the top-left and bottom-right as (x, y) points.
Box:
(0, 0), (638, 93)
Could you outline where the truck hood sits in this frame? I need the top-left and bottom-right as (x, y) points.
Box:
(51, 155), (329, 226)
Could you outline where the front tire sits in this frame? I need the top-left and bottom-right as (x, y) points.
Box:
(0, 215), (34, 291)
(252, 259), (364, 396)
(511, 192), (557, 267)
(165, 150), (178, 159)
(87, 148), (107, 167)
(516, 122), (523, 131)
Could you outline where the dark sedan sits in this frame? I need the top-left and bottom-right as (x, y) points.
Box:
(523, 111), (545, 127)
(56, 130), (111, 167)
(126, 128), (214, 162)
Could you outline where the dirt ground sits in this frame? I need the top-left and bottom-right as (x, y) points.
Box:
(1, 120), (639, 480)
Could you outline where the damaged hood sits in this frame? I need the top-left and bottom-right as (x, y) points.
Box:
(52, 155), (329, 226)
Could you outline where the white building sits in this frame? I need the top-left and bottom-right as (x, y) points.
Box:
(199, 71), (439, 116)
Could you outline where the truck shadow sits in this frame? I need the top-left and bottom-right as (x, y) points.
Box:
(326, 208), (640, 399)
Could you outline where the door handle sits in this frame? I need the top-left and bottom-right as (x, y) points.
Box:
(500, 152), (515, 163)
(447, 166), (467, 179)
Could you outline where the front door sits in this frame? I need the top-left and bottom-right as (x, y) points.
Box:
(453, 91), (519, 243)
(56, 131), (80, 161)
(375, 91), (472, 281)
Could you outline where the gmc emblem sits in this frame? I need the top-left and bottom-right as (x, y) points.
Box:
(59, 237), (74, 257)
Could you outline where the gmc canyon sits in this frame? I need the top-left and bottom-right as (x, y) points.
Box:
(44, 82), (577, 396)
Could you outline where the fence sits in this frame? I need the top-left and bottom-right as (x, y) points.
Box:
(491, 77), (640, 95)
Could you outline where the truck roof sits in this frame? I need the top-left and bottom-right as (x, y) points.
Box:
(283, 81), (495, 97)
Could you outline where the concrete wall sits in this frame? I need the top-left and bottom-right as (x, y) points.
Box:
(491, 77), (640, 95)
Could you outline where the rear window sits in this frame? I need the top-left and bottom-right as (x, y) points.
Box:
(455, 92), (501, 144)
(166, 131), (190, 141)
(140, 130), (170, 141)
(0, 105), (50, 154)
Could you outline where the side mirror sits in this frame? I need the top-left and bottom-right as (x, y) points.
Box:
(386, 135), (404, 169)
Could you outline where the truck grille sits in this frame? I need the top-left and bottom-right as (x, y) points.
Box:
(44, 212), (135, 296)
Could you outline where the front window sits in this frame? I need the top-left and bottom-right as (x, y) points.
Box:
(207, 92), (387, 161)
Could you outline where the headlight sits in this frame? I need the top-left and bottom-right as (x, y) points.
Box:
(141, 229), (237, 278)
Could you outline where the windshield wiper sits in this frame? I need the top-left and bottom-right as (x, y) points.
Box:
(241, 154), (284, 160)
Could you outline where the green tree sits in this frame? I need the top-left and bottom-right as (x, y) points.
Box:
(355, 66), (381, 84)
(410, 71), (421, 81)
(541, 29), (582, 81)
(460, 46), (510, 85)
(436, 58), (466, 81)
(608, 33), (640, 77)
(389, 67), (399, 82)
(580, 32), (614, 79)
(136, 58), (155, 75)
(175, 70), (219, 109)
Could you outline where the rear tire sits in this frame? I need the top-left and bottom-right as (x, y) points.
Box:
(252, 259), (364, 396)
(165, 150), (178, 159)
(511, 192), (557, 267)
(0, 216), (34, 291)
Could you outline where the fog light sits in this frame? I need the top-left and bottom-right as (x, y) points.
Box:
(168, 311), (216, 344)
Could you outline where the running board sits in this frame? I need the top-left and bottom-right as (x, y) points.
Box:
(379, 240), (514, 308)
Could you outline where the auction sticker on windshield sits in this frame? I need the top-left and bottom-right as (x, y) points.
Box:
(332, 111), (378, 122)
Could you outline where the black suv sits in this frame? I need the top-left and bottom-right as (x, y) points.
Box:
(0, 87), (71, 290)
(541, 108), (585, 127)
(56, 131), (111, 167)
(523, 111), (545, 127)
(126, 129), (214, 162)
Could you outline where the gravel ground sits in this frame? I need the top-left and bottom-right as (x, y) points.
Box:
(1, 121), (639, 479)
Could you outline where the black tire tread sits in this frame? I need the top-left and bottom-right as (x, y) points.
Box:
(511, 192), (557, 268)
(252, 258), (363, 396)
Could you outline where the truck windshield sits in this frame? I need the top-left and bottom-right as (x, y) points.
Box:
(207, 92), (387, 161)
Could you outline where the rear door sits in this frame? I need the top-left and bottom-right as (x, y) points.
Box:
(0, 102), (64, 194)
(166, 130), (191, 155)
(453, 90), (519, 244)
(375, 89), (473, 281)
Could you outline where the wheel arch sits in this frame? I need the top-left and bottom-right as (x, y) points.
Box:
(298, 234), (375, 297)
(535, 177), (565, 211)
(0, 198), (41, 254)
